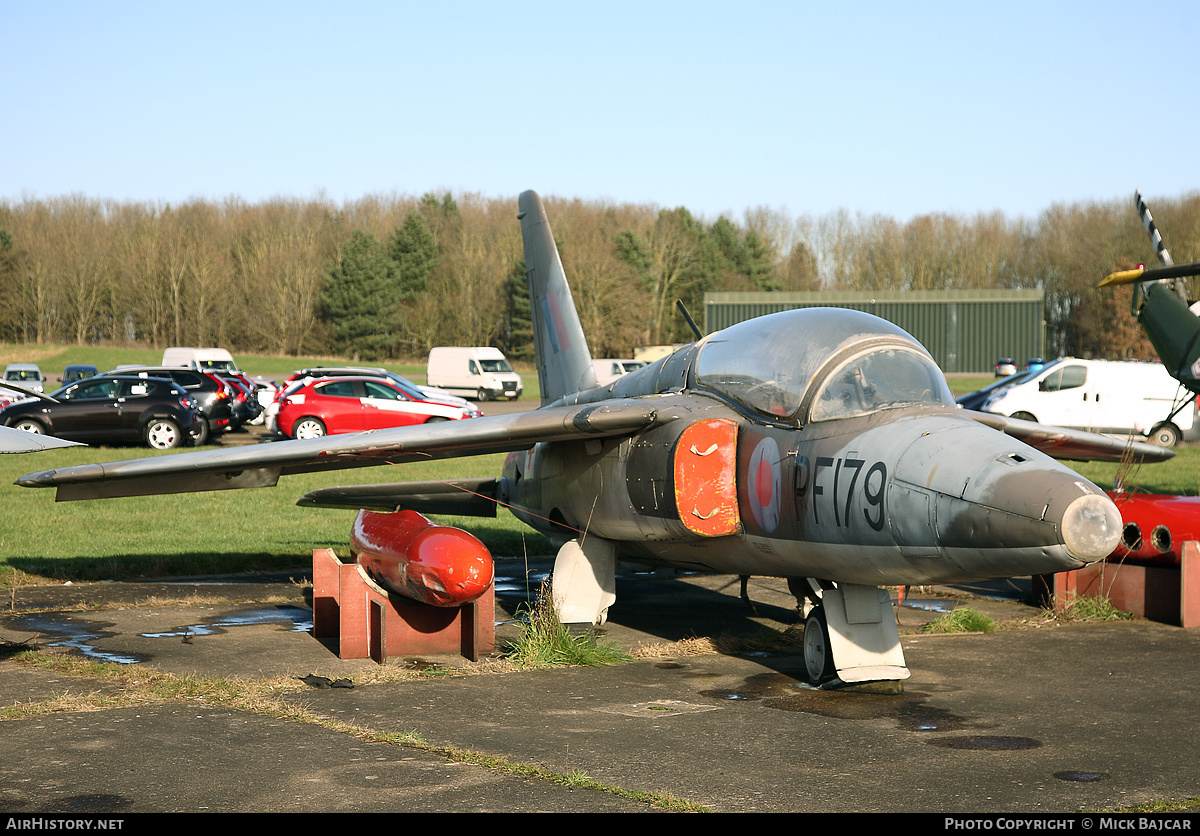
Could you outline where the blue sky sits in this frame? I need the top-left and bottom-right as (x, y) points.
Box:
(3, 1), (1198, 223)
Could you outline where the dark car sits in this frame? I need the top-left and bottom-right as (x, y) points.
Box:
(955, 368), (1038, 411)
(99, 366), (237, 443)
(59, 364), (98, 387)
(0, 375), (201, 449)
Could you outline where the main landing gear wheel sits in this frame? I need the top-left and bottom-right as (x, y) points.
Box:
(1151, 423), (1180, 447)
(803, 606), (835, 684)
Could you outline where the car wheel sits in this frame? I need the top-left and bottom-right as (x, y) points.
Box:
(1150, 423), (1181, 447)
(191, 418), (210, 446)
(293, 417), (326, 439)
(476, 388), (490, 402)
(425, 416), (449, 423)
(145, 418), (183, 450)
(1011, 411), (1037, 423)
(12, 419), (44, 434)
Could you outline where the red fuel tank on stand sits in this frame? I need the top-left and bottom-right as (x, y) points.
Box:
(1107, 492), (1200, 566)
(351, 509), (494, 607)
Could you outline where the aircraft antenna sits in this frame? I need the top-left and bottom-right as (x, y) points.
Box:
(675, 300), (703, 341)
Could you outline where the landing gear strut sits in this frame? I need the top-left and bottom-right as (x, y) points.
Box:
(790, 578), (910, 687)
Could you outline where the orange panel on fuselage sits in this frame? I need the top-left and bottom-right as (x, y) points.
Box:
(673, 418), (740, 537)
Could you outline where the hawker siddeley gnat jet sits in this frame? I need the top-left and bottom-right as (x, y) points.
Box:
(17, 191), (1172, 686)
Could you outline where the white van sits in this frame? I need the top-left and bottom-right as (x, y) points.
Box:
(591, 359), (646, 386)
(980, 358), (1198, 446)
(427, 347), (523, 401)
(162, 347), (240, 374)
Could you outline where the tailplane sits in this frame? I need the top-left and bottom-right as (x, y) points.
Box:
(518, 190), (598, 405)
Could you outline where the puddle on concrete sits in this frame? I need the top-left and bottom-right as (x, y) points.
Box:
(1054, 771), (1110, 782)
(141, 606), (312, 638)
(491, 570), (551, 596)
(698, 671), (991, 734)
(900, 599), (955, 613)
(597, 699), (721, 718)
(396, 658), (446, 672)
(928, 736), (1042, 750)
(6, 613), (142, 665)
(4, 605), (313, 665)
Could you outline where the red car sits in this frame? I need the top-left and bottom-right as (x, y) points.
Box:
(275, 376), (476, 439)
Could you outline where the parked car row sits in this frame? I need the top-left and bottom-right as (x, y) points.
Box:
(993, 357), (1045, 377)
(0, 351), (498, 449)
(0, 355), (265, 449)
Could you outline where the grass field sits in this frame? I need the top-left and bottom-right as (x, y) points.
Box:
(0, 447), (553, 583)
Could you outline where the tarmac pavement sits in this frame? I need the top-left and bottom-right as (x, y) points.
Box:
(2, 562), (1200, 815)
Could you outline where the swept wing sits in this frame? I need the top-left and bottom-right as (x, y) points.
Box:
(16, 399), (659, 501)
(965, 409), (1173, 463)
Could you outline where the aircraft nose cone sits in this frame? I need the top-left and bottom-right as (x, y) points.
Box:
(890, 417), (1122, 577)
(1060, 492), (1122, 562)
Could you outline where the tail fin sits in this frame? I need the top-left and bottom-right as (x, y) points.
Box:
(518, 190), (598, 405)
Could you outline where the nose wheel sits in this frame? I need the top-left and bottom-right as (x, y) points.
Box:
(803, 606), (834, 684)
(791, 578), (911, 687)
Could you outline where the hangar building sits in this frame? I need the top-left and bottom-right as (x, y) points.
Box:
(703, 289), (1045, 375)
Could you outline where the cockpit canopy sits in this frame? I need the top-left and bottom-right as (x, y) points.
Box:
(694, 308), (954, 423)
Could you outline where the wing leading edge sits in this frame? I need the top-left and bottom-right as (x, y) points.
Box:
(0, 425), (84, 454)
(16, 399), (661, 502)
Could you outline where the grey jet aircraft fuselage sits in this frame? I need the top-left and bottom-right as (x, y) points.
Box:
(500, 307), (1120, 588)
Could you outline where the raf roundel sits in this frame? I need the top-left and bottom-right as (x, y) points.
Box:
(747, 436), (782, 532)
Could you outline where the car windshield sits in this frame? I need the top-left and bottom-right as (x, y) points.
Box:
(380, 374), (423, 399)
(196, 360), (238, 373)
(966, 367), (1040, 398)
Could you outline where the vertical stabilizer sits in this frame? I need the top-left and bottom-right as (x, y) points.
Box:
(518, 190), (598, 405)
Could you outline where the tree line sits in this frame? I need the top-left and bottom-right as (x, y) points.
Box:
(1, 189), (1197, 363)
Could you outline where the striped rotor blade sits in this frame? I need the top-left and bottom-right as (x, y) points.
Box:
(1136, 189), (1174, 266)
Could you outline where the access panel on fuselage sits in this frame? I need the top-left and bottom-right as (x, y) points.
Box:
(672, 418), (739, 537)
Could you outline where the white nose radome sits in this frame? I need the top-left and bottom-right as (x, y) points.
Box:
(1060, 493), (1122, 562)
